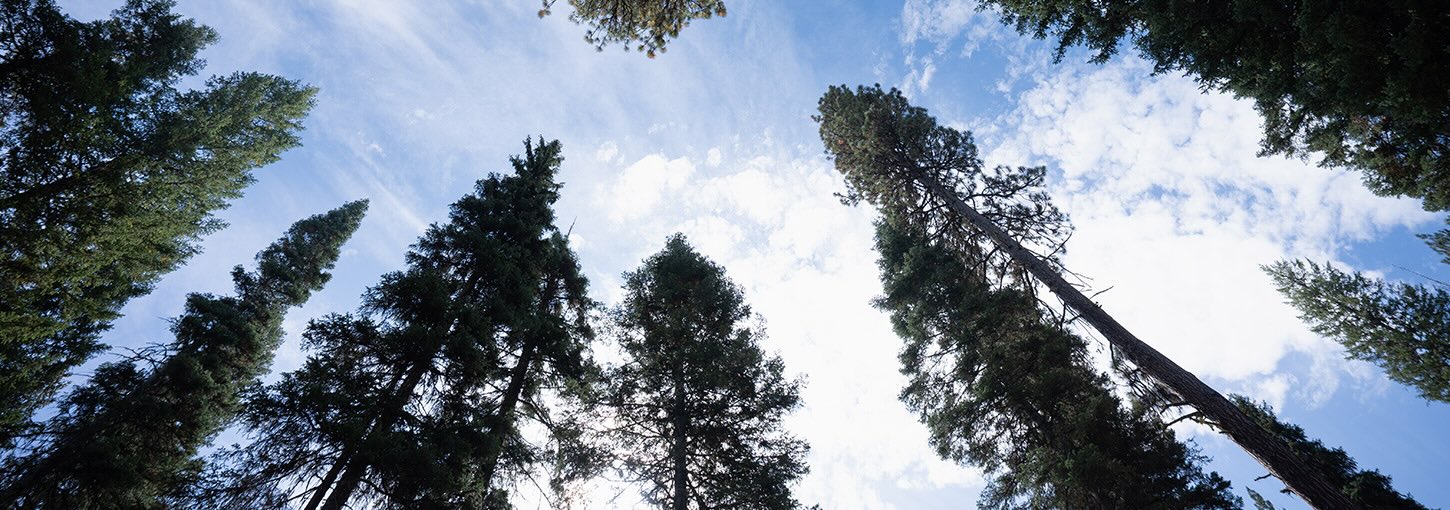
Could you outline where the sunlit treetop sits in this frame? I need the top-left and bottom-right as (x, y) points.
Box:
(816, 84), (1071, 287)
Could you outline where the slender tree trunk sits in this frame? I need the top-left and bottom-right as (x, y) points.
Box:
(302, 446), (352, 510)
(918, 175), (1356, 510)
(670, 370), (688, 510)
(319, 359), (431, 510)
(476, 337), (538, 491)
(477, 276), (558, 493)
(303, 367), (405, 510)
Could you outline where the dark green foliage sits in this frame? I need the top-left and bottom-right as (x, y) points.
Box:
(1265, 259), (1450, 403)
(606, 235), (808, 510)
(817, 84), (1069, 281)
(207, 139), (594, 510)
(1, 200), (367, 509)
(898, 3), (1449, 497)
(540, 0), (726, 57)
(980, 0), (1450, 212)
(1417, 221), (1450, 265)
(1231, 396), (1426, 509)
(875, 219), (1238, 509)
(819, 85), (1239, 508)
(0, 0), (317, 441)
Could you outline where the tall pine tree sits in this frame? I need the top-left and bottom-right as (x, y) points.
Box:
(1232, 396), (1426, 509)
(538, 0), (726, 57)
(816, 84), (1355, 508)
(875, 218), (1238, 508)
(1265, 259), (1450, 404)
(0, 0), (317, 442)
(1, 200), (367, 509)
(978, 0), (1450, 214)
(605, 235), (808, 510)
(205, 139), (594, 510)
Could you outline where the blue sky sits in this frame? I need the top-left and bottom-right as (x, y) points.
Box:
(60, 0), (1449, 508)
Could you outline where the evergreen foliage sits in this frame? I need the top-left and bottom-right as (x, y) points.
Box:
(1, 200), (367, 509)
(0, 0), (317, 442)
(816, 84), (1069, 280)
(1417, 221), (1450, 265)
(874, 218), (1238, 509)
(1231, 396), (1426, 509)
(979, 0), (1450, 213)
(605, 235), (808, 510)
(988, 0), (1450, 421)
(1265, 260), (1450, 403)
(816, 84), (1366, 507)
(204, 139), (594, 510)
(539, 0), (726, 57)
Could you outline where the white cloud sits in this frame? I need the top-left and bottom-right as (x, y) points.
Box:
(900, 0), (998, 57)
(900, 56), (937, 98)
(595, 141), (620, 163)
(1253, 374), (1293, 411)
(980, 57), (1433, 402)
(600, 154), (696, 221)
(585, 143), (983, 508)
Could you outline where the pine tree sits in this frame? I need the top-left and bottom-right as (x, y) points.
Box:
(1, 200), (367, 509)
(205, 138), (594, 510)
(0, 0), (318, 443)
(978, 0), (1450, 214)
(816, 84), (1356, 509)
(605, 235), (809, 510)
(538, 0), (726, 57)
(1232, 396), (1426, 509)
(984, 0), (1450, 413)
(1265, 260), (1450, 404)
(875, 218), (1238, 509)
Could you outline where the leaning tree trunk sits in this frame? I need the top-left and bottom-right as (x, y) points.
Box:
(477, 275), (559, 494)
(917, 175), (1355, 510)
(319, 357), (432, 510)
(476, 334), (539, 492)
(301, 446), (351, 510)
(304, 367), (406, 510)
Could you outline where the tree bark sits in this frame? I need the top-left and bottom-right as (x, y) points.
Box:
(301, 446), (352, 510)
(477, 275), (559, 493)
(917, 174), (1356, 510)
(670, 372), (688, 510)
(476, 335), (538, 493)
(319, 359), (430, 510)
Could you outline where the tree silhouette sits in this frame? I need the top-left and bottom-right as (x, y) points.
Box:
(605, 235), (809, 509)
(816, 83), (1355, 509)
(3, 200), (366, 509)
(203, 139), (594, 510)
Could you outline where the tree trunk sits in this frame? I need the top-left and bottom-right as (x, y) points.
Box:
(302, 367), (405, 510)
(670, 373), (689, 510)
(477, 275), (559, 493)
(476, 336), (538, 492)
(302, 446), (352, 510)
(319, 359), (431, 510)
(917, 175), (1356, 510)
